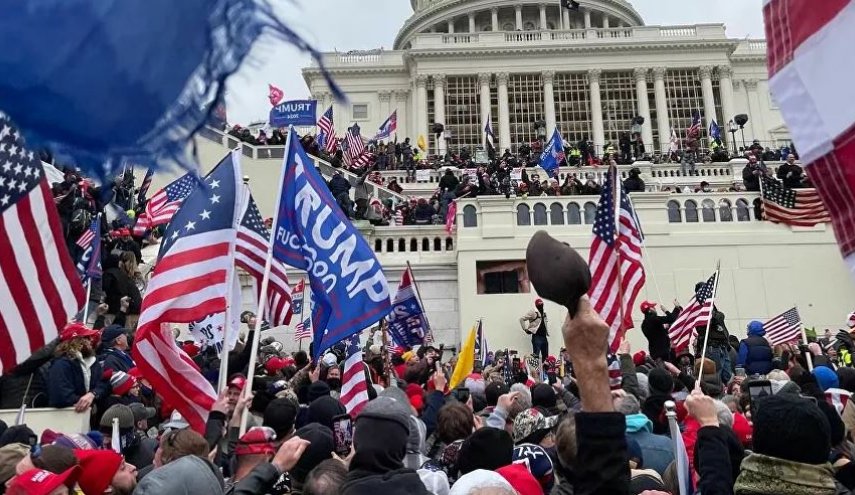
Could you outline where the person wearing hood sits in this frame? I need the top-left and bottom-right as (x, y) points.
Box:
(639, 301), (681, 362)
(340, 396), (430, 494)
(614, 393), (674, 476)
(737, 321), (773, 376)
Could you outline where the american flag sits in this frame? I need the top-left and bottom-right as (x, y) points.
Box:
(75, 220), (97, 248)
(290, 279), (305, 315)
(374, 111), (397, 141)
(136, 167), (154, 207)
(132, 151), (242, 432)
(0, 115), (85, 374)
(764, 2), (855, 279)
(340, 333), (369, 415)
(345, 124), (372, 167)
(295, 318), (312, 341)
(484, 115), (496, 155)
(760, 176), (830, 227)
(75, 214), (102, 282)
(133, 172), (195, 235)
(587, 164), (646, 353)
(317, 106), (337, 154)
(268, 84), (284, 107)
(668, 273), (718, 353)
(764, 307), (802, 346)
(235, 195), (293, 327)
(686, 110), (701, 139)
(474, 320), (487, 365)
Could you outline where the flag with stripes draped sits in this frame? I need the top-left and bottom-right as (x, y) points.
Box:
(340, 333), (369, 415)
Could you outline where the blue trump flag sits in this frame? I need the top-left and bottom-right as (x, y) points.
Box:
(539, 128), (565, 178)
(270, 100), (318, 127)
(709, 119), (722, 142)
(272, 128), (392, 360)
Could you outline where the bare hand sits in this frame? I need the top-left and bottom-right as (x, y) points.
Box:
(497, 391), (521, 411)
(309, 366), (320, 383)
(74, 392), (95, 413)
(562, 296), (609, 365)
(552, 380), (564, 392)
(272, 436), (311, 473)
(331, 447), (355, 467)
(432, 367), (448, 392)
(95, 303), (109, 316)
(618, 339), (630, 356)
(685, 387), (719, 427)
(210, 389), (229, 415)
(472, 415), (484, 430)
(235, 391), (254, 415)
(663, 362), (680, 376)
(119, 296), (131, 313)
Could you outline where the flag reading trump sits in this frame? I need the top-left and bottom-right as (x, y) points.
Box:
(273, 128), (391, 359)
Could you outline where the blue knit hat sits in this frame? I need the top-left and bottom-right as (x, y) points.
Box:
(747, 321), (765, 336)
(813, 366), (839, 391)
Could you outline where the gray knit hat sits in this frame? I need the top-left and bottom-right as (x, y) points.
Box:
(357, 396), (410, 432)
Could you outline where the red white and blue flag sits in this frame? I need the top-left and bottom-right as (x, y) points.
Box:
(386, 266), (430, 348)
(764, 307), (802, 346)
(588, 163), (646, 353)
(668, 273), (718, 353)
(0, 115), (85, 374)
(317, 106), (337, 154)
(344, 124), (372, 167)
(374, 110), (397, 141)
(235, 195), (293, 327)
(75, 214), (102, 282)
(340, 333), (369, 416)
(133, 172), (196, 235)
(136, 167), (154, 207)
(687, 110), (702, 139)
(132, 151), (243, 432)
(268, 84), (284, 107)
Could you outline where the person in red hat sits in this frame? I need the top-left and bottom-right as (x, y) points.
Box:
(639, 299), (682, 362)
(520, 299), (550, 362)
(6, 466), (80, 495)
(46, 323), (109, 412)
(74, 450), (137, 495)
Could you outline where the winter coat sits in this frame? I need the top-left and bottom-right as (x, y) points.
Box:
(624, 176), (645, 193)
(641, 308), (681, 361)
(102, 267), (142, 314)
(341, 468), (430, 495)
(737, 325), (773, 376)
(47, 355), (108, 408)
(777, 163), (804, 189)
(329, 175), (351, 198)
(624, 413), (674, 475)
(438, 173), (459, 193)
(99, 347), (134, 373)
(743, 165), (761, 191)
(135, 455), (224, 494)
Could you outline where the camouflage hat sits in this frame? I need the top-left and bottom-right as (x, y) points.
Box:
(512, 408), (560, 444)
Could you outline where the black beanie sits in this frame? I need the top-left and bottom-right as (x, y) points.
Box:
(263, 398), (298, 440)
(753, 394), (831, 464)
(531, 383), (557, 409)
(0, 425), (36, 447)
(308, 396), (346, 431)
(456, 427), (514, 475)
(307, 381), (331, 403)
(292, 424), (334, 483)
(647, 368), (674, 396)
(485, 382), (509, 407)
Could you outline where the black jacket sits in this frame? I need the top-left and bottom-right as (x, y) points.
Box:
(776, 163), (803, 189)
(623, 176), (645, 193)
(341, 468), (430, 495)
(438, 173), (459, 193)
(694, 426), (735, 495)
(641, 307), (681, 361)
(571, 412), (630, 495)
(695, 309), (729, 349)
(102, 267), (142, 314)
(742, 165), (760, 191)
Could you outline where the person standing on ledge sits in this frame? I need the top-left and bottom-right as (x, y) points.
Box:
(520, 298), (549, 362)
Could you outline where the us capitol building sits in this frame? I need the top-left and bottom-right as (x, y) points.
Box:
(303, 0), (785, 156)
(176, 0), (855, 354)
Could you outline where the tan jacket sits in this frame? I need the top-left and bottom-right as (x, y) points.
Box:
(519, 309), (547, 335)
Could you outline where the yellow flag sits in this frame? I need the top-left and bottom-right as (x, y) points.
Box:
(417, 134), (427, 151)
(449, 323), (477, 390)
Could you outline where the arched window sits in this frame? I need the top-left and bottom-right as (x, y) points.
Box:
(667, 200), (682, 223)
(387, 239), (395, 252)
(463, 205), (477, 227)
(523, 21), (536, 31)
(550, 203), (565, 225)
(567, 203), (582, 224)
(583, 202), (597, 224)
(433, 237), (441, 251)
(445, 237), (454, 250)
(502, 22), (515, 31)
(753, 198), (763, 221)
(517, 204), (531, 225)
(685, 200), (699, 223)
(374, 239), (382, 252)
(701, 199), (716, 222)
(410, 238), (418, 252)
(719, 199), (733, 222)
(422, 238), (430, 251)
(398, 238), (406, 252)
(533, 203), (548, 225)
(736, 199), (751, 222)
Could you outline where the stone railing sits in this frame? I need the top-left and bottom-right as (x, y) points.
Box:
(364, 225), (457, 261)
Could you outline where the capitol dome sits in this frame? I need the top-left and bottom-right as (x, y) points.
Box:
(396, 0), (645, 49)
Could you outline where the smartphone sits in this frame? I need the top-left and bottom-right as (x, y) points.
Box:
(747, 379), (773, 411)
(332, 414), (353, 457)
(735, 367), (746, 377)
(454, 387), (470, 404)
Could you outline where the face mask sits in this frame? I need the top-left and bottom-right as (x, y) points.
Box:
(326, 378), (342, 390)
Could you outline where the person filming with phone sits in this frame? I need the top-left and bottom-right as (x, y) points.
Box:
(520, 298), (549, 362)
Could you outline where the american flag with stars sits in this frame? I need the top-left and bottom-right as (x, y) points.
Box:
(686, 109), (702, 139)
(760, 176), (830, 227)
(317, 106), (337, 154)
(0, 114), (85, 375)
(132, 151), (243, 433)
(344, 124), (372, 167)
(764, 307), (803, 346)
(133, 172), (196, 235)
(587, 163), (646, 353)
(668, 272), (718, 353)
(235, 194), (293, 328)
(136, 167), (154, 207)
(75, 214), (102, 282)
(340, 333), (369, 415)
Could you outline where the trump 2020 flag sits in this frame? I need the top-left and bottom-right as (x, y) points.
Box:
(539, 128), (565, 178)
(386, 266), (429, 348)
(272, 128), (391, 359)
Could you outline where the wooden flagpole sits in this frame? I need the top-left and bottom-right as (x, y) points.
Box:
(798, 304), (813, 372)
(406, 260), (432, 340)
(611, 162), (628, 345)
(696, 260), (722, 387)
(218, 177), (248, 393)
(297, 280), (307, 352)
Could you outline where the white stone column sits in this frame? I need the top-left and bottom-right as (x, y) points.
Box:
(515, 4), (523, 30)
(491, 8), (499, 31)
(394, 90), (408, 139)
(718, 65), (736, 128)
(448, 19), (455, 33)
(603, 15), (610, 28)
(562, 9), (570, 30)
(469, 13), (476, 33)
(583, 9), (592, 28)
(543, 70), (556, 134)
(588, 69), (604, 154)
(416, 75), (429, 142)
(699, 65), (718, 135)
(378, 91), (391, 133)
(652, 67), (671, 154)
(479, 73), (492, 144)
(745, 79), (766, 142)
(633, 68), (654, 150)
(539, 4), (548, 30)
(433, 75), (446, 156)
(497, 72), (511, 152)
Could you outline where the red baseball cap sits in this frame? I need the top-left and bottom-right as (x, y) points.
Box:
(59, 322), (99, 342)
(228, 375), (247, 391)
(264, 357), (289, 375)
(7, 467), (80, 495)
(535, 298), (544, 306)
(235, 427), (277, 456)
(639, 301), (657, 312)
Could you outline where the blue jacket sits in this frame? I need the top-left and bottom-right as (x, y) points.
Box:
(99, 347), (134, 373)
(47, 356), (108, 408)
(737, 321), (773, 375)
(624, 413), (675, 476)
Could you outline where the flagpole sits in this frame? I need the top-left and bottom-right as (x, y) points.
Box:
(297, 279), (307, 352)
(611, 162), (628, 345)
(626, 196), (665, 306)
(381, 319), (394, 386)
(240, 127), (294, 435)
(406, 260), (432, 340)
(697, 260), (722, 387)
(798, 304), (813, 372)
(82, 278), (93, 325)
(218, 177), (249, 393)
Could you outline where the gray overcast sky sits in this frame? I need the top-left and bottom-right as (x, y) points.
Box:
(225, 0), (764, 125)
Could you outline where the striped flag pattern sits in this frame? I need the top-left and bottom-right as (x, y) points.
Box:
(587, 164), (646, 353)
(133, 172), (196, 235)
(764, 307), (802, 345)
(136, 167), (154, 206)
(132, 151), (242, 432)
(235, 195), (293, 327)
(344, 124), (372, 167)
(75, 223), (96, 248)
(668, 273), (717, 353)
(340, 333), (369, 416)
(764, 1), (855, 280)
(760, 176), (830, 227)
(295, 318), (312, 341)
(317, 106), (337, 154)
(0, 115), (85, 374)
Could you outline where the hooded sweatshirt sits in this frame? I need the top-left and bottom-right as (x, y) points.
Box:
(624, 413), (675, 476)
(134, 455), (224, 495)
